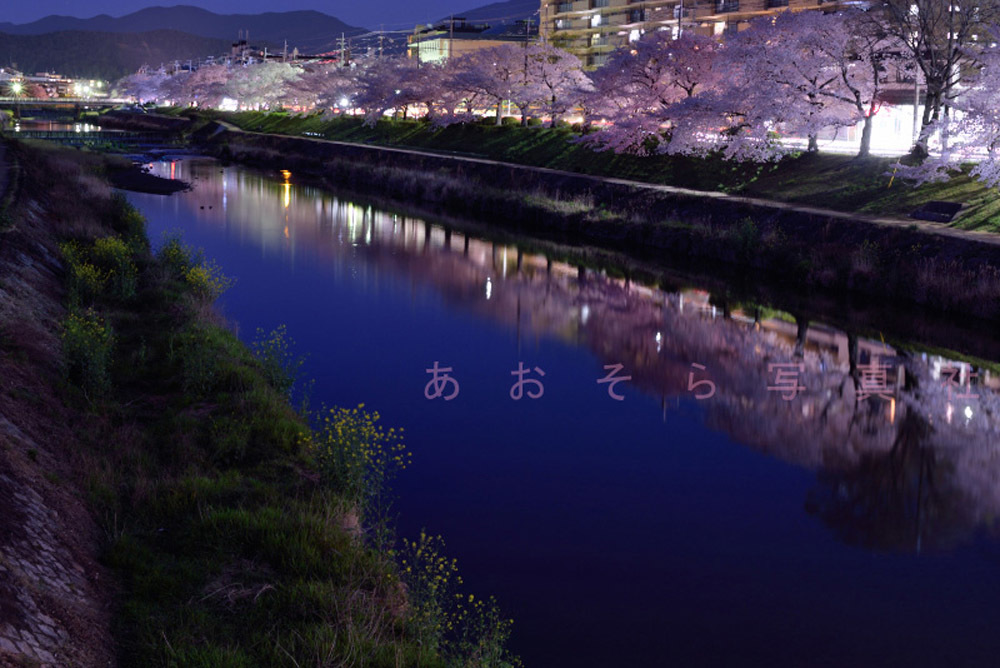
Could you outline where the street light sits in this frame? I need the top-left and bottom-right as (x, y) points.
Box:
(9, 81), (23, 121)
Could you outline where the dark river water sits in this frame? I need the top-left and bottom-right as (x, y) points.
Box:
(127, 158), (1000, 668)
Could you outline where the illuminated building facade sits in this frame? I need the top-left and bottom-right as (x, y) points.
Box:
(539, 0), (850, 68)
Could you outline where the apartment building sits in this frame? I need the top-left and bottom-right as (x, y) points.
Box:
(408, 19), (539, 64)
(539, 0), (848, 67)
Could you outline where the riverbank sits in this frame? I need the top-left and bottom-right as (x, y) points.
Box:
(191, 123), (1000, 325)
(0, 139), (519, 666)
(96, 110), (1000, 324)
(142, 109), (1000, 232)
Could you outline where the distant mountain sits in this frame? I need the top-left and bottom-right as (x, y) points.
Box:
(0, 5), (367, 54)
(442, 0), (539, 26)
(0, 30), (231, 80)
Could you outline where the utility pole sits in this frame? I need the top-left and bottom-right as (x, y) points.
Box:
(340, 33), (347, 67)
(542, 4), (548, 45)
(450, 16), (455, 61)
(379, 25), (384, 58)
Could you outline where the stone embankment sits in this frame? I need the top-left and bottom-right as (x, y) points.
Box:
(0, 141), (114, 667)
(101, 111), (1000, 322)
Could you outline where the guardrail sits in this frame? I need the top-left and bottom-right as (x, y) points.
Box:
(0, 97), (130, 105)
(9, 130), (182, 146)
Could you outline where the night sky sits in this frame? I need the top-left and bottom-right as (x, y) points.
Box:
(0, 1), (505, 31)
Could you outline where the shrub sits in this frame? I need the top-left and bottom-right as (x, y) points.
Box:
(72, 262), (109, 303)
(157, 234), (196, 277)
(184, 260), (233, 300)
(109, 193), (149, 250)
(92, 236), (138, 300)
(62, 308), (114, 398)
(61, 241), (108, 306)
(398, 531), (521, 667)
(251, 325), (305, 398)
(303, 404), (410, 547)
(157, 233), (233, 300)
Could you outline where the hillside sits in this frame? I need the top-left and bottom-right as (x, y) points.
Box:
(444, 0), (539, 25)
(0, 5), (366, 54)
(0, 30), (230, 80)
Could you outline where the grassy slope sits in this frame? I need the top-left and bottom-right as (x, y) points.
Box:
(12, 141), (462, 667)
(180, 110), (1000, 233)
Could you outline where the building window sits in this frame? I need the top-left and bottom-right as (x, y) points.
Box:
(555, 18), (569, 30)
(716, 0), (739, 12)
(589, 53), (610, 67)
(629, 28), (642, 42)
(766, 0), (788, 6)
(557, 2), (573, 13)
(628, 8), (646, 22)
(591, 0), (610, 8)
(592, 14), (603, 27)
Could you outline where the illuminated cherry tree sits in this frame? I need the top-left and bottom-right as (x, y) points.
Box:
(526, 44), (591, 126)
(703, 9), (894, 159)
(224, 62), (300, 110)
(453, 44), (536, 125)
(114, 70), (169, 104)
(171, 64), (231, 108)
(896, 36), (1000, 187)
(583, 32), (722, 153)
(356, 57), (425, 124)
(292, 63), (360, 113)
(878, 0), (1000, 157)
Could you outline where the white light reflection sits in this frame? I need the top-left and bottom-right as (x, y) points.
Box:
(485, 277), (492, 300)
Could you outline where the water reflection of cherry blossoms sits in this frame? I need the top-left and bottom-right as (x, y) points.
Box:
(154, 158), (1000, 552)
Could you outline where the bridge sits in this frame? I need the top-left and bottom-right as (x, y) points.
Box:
(0, 97), (130, 108)
(7, 130), (182, 148)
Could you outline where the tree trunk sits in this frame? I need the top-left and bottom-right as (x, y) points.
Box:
(495, 101), (502, 126)
(911, 89), (940, 160)
(857, 114), (873, 158)
(807, 134), (819, 153)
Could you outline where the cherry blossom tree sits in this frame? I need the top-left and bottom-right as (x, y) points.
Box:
(583, 32), (722, 153)
(430, 58), (481, 124)
(878, 0), (1000, 157)
(710, 9), (896, 159)
(820, 10), (902, 158)
(896, 37), (1000, 187)
(171, 64), (231, 108)
(356, 57), (424, 125)
(294, 62), (364, 114)
(453, 44), (535, 125)
(224, 62), (300, 110)
(114, 70), (169, 104)
(721, 11), (853, 155)
(526, 44), (591, 126)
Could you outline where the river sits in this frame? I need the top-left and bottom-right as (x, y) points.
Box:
(126, 157), (1000, 667)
